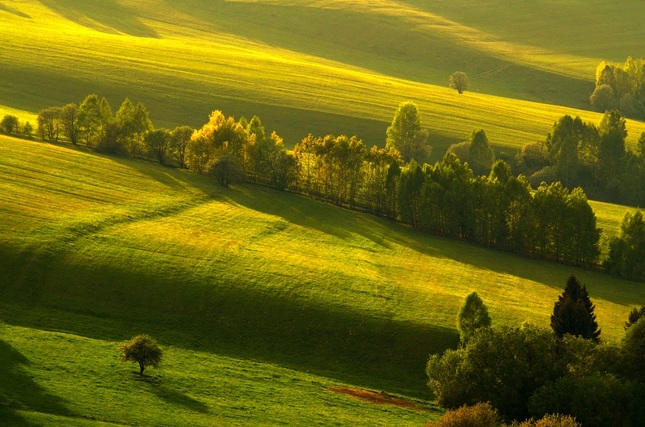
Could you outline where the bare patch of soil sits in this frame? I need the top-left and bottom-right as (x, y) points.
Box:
(327, 386), (422, 411)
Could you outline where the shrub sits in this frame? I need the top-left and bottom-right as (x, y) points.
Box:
(427, 402), (500, 427)
(515, 414), (581, 427)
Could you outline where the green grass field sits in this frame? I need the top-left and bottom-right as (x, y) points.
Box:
(1, 0), (645, 160)
(3, 1), (645, 424)
(1, 135), (644, 424)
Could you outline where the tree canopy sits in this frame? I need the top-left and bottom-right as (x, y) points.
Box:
(449, 71), (470, 94)
(385, 101), (430, 164)
(457, 292), (492, 345)
(118, 335), (163, 376)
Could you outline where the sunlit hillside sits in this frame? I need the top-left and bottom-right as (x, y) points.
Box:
(3, 1), (645, 424)
(1, 0), (645, 158)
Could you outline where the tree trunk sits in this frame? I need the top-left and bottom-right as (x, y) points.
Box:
(139, 362), (145, 375)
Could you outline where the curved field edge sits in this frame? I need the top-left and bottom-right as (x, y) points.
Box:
(1, 1), (645, 158)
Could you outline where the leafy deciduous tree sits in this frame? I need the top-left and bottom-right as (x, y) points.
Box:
(457, 292), (492, 345)
(386, 101), (431, 164)
(170, 126), (193, 169)
(37, 107), (62, 141)
(118, 335), (162, 376)
(77, 94), (102, 146)
(449, 71), (470, 94)
(605, 210), (645, 280)
(589, 84), (616, 112)
(427, 324), (564, 420)
(145, 128), (171, 164)
(60, 103), (79, 144)
(598, 110), (627, 184)
(1, 114), (19, 135)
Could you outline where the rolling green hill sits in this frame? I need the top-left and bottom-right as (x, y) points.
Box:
(1, 0), (645, 159)
(3, 1), (645, 424)
(1, 134), (644, 424)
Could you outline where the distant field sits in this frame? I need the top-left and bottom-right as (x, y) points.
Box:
(1, 1), (645, 160)
(1, 135), (644, 423)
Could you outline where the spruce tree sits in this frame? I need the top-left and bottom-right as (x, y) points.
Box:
(550, 275), (601, 342)
(625, 306), (645, 330)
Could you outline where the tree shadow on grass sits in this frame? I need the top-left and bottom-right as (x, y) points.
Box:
(0, 339), (74, 424)
(219, 183), (394, 249)
(137, 375), (210, 414)
(38, 0), (158, 38)
(0, 2), (31, 18)
(218, 183), (645, 307)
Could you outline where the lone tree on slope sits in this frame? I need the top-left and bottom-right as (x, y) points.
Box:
(449, 71), (470, 94)
(457, 291), (492, 345)
(119, 334), (163, 376)
(550, 275), (601, 342)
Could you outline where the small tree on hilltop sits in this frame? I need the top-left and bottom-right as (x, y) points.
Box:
(449, 71), (470, 94)
(550, 275), (601, 342)
(118, 335), (163, 376)
(457, 292), (492, 345)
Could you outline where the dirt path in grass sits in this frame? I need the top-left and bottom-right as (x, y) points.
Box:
(327, 387), (422, 411)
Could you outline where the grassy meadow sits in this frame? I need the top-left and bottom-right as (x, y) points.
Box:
(3, 0), (645, 424)
(1, 1), (645, 159)
(2, 135), (644, 424)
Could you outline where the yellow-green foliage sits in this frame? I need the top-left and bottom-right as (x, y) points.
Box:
(1, 1), (645, 158)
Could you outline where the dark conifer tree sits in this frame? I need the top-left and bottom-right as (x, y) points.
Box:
(550, 275), (601, 342)
(625, 306), (645, 330)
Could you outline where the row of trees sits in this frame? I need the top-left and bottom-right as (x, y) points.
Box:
(427, 277), (645, 426)
(516, 110), (645, 206)
(397, 155), (600, 265)
(37, 94), (153, 156)
(182, 105), (601, 267)
(28, 95), (645, 276)
(591, 57), (645, 119)
(35, 94), (196, 167)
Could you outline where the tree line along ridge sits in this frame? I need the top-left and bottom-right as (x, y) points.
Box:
(2, 85), (645, 281)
